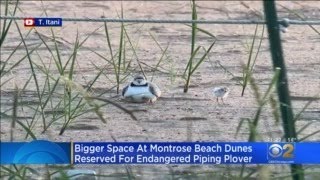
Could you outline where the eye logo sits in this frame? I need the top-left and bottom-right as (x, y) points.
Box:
(269, 144), (283, 158)
(268, 143), (294, 159)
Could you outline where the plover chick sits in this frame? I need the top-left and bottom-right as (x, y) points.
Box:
(122, 75), (161, 103)
(213, 87), (229, 104)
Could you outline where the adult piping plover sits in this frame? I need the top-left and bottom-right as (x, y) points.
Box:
(213, 87), (229, 103)
(122, 75), (161, 103)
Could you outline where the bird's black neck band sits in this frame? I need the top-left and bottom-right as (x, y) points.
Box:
(131, 82), (148, 87)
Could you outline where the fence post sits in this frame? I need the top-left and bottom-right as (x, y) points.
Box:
(263, 0), (304, 179)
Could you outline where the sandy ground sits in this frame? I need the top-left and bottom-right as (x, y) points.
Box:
(1, 1), (320, 179)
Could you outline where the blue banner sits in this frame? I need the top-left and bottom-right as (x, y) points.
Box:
(1, 141), (320, 164)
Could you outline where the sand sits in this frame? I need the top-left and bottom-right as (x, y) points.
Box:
(1, 1), (319, 179)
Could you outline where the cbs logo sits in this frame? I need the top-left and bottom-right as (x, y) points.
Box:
(268, 144), (294, 158)
(24, 18), (35, 27)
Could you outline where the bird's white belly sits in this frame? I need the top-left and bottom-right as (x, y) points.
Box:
(124, 86), (155, 102)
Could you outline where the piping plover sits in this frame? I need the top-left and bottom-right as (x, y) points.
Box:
(122, 75), (161, 103)
(213, 87), (229, 103)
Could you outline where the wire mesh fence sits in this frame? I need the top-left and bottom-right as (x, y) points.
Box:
(1, 15), (320, 25)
